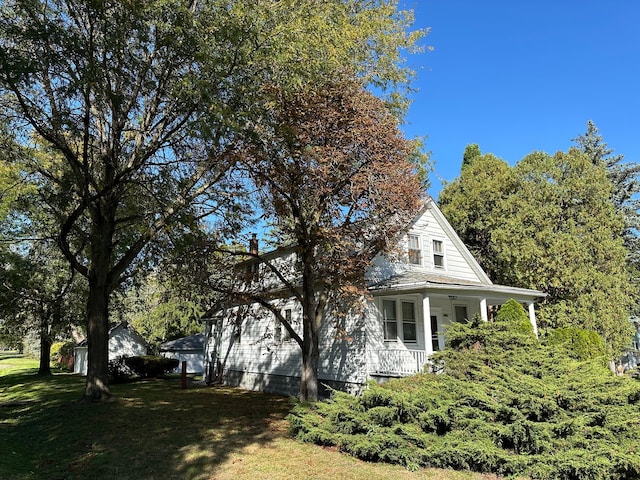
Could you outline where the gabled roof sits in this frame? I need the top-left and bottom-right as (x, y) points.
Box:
(160, 333), (205, 352)
(76, 322), (148, 347)
(424, 197), (492, 284)
(367, 197), (546, 300)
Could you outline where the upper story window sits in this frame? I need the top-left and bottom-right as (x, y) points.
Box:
(433, 239), (445, 268)
(407, 234), (421, 265)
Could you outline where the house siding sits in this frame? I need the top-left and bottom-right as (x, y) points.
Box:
(206, 198), (543, 396)
(207, 301), (367, 396)
(73, 324), (148, 375)
(368, 205), (484, 284)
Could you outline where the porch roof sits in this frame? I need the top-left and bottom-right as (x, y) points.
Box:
(368, 271), (546, 301)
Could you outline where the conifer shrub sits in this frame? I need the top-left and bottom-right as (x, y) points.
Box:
(288, 300), (640, 479)
(495, 298), (534, 336)
(545, 327), (606, 360)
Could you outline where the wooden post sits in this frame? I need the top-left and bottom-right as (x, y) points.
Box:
(181, 361), (187, 389)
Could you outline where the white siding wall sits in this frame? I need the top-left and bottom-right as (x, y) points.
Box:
(161, 352), (204, 374)
(73, 327), (148, 375)
(108, 328), (148, 358)
(206, 200), (497, 392)
(206, 299), (368, 394)
(368, 204), (484, 284)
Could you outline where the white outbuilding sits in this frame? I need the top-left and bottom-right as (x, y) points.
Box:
(160, 333), (205, 374)
(73, 322), (149, 375)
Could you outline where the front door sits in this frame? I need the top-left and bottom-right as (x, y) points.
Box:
(429, 308), (444, 352)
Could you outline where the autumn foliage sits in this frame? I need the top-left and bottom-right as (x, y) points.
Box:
(233, 77), (425, 400)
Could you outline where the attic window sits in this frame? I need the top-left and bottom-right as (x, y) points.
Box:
(433, 239), (444, 268)
(407, 235), (421, 265)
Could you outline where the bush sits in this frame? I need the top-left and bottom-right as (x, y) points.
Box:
(495, 299), (534, 336)
(108, 356), (133, 383)
(546, 327), (606, 360)
(123, 355), (179, 378)
(288, 311), (640, 479)
(50, 341), (75, 371)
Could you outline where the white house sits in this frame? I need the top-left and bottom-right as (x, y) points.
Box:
(160, 333), (205, 374)
(73, 322), (148, 375)
(204, 198), (545, 396)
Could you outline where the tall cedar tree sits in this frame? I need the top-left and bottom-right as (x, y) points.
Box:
(440, 147), (633, 354)
(438, 144), (515, 283)
(0, 0), (422, 400)
(225, 79), (424, 401)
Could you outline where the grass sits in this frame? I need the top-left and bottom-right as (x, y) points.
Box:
(0, 354), (503, 480)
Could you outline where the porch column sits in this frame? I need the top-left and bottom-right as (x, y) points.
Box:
(528, 302), (539, 337)
(422, 293), (432, 355)
(480, 298), (488, 322)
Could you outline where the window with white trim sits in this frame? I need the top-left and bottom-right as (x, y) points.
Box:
(430, 315), (440, 351)
(382, 298), (418, 343)
(283, 308), (292, 342)
(382, 300), (398, 340)
(433, 239), (445, 268)
(407, 234), (421, 265)
(454, 305), (469, 323)
(274, 308), (293, 343)
(402, 301), (417, 342)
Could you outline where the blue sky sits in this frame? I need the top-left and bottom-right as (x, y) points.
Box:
(400, 1), (640, 198)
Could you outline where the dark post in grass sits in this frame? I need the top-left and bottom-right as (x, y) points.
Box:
(181, 361), (187, 389)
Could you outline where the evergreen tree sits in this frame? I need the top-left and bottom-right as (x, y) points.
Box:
(573, 121), (640, 315)
(438, 145), (515, 283)
(439, 147), (634, 354)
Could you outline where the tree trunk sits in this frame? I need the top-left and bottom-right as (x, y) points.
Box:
(299, 324), (319, 401)
(84, 282), (111, 401)
(37, 318), (52, 376)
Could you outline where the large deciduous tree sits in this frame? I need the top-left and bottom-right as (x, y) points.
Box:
(0, 244), (84, 375)
(221, 78), (425, 401)
(0, 0), (422, 400)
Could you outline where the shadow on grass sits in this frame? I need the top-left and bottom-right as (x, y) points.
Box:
(0, 369), (292, 480)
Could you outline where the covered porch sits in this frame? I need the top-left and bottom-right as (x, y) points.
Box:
(368, 279), (545, 377)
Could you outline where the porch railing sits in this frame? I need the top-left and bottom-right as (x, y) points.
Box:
(376, 349), (428, 376)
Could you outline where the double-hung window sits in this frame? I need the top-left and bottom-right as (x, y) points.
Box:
(407, 234), (421, 265)
(433, 239), (445, 268)
(382, 299), (418, 343)
(283, 308), (292, 342)
(402, 301), (417, 342)
(382, 300), (398, 340)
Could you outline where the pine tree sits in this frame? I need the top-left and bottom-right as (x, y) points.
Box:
(573, 121), (640, 315)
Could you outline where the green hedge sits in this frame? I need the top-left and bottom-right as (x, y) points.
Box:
(288, 302), (640, 479)
(124, 355), (179, 378)
(108, 355), (179, 382)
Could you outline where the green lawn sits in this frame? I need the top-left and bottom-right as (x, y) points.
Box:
(0, 355), (503, 480)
